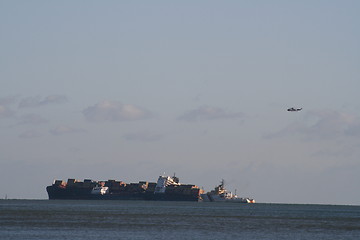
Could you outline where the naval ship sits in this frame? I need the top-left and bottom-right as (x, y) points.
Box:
(202, 179), (255, 203)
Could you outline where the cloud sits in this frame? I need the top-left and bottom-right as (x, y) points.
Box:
(0, 105), (14, 118)
(50, 125), (86, 136)
(345, 124), (360, 136)
(178, 105), (244, 122)
(19, 95), (67, 108)
(0, 96), (19, 119)
(265, 110), (360, 140)
(0, 96), (18, 105)
(305, 110), (356, 138)
(17, 114), (48, 125)
(123, 132), (163, 142)
(83, 100), (152, 122)
(18, 130), (42, 139)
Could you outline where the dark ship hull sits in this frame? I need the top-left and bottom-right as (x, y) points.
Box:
(46, 175), (202, 201)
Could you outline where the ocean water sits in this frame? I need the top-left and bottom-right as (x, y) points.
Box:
(1, 200), (359, 240)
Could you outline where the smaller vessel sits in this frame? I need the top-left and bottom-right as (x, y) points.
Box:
(202, 180), (255, 203)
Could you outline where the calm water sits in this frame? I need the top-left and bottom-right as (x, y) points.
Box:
(1, 200), (360, 240)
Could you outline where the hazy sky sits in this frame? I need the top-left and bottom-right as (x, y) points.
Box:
(1, 1), (360, 205)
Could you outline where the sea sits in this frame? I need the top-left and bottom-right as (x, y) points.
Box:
(1, 200), (359, 240)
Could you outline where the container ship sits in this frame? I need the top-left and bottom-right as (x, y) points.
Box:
(46, 175), (204, 201)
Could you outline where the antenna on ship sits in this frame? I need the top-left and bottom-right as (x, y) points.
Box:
(221, 179), (225, 187)
(172, 172), (179, 183)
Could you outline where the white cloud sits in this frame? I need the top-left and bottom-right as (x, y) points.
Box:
(19, 95), (67, 108)
(0, 105), (14, 118)
(178, 105), (244, 122)
(305, 110), (357, 138)
(123, 132), (163, 142)
(83, 100), (152, 122)
(50, 125), (86, 136)
(18, 130), (42, 139)
(17, 114), (48, 125)
(0, 96), (18, 105)
(265, 110), (360, 140)
(345, 124), (360, 136)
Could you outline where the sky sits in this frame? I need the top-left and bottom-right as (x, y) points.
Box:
(1, 1), (359, 205)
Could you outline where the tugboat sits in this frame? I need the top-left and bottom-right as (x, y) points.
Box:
(202, 179), (255, 203)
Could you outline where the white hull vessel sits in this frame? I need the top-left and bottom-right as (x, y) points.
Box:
(202, 180), (255, 203)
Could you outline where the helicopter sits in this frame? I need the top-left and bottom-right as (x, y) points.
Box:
(287, 107), (302, 112)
